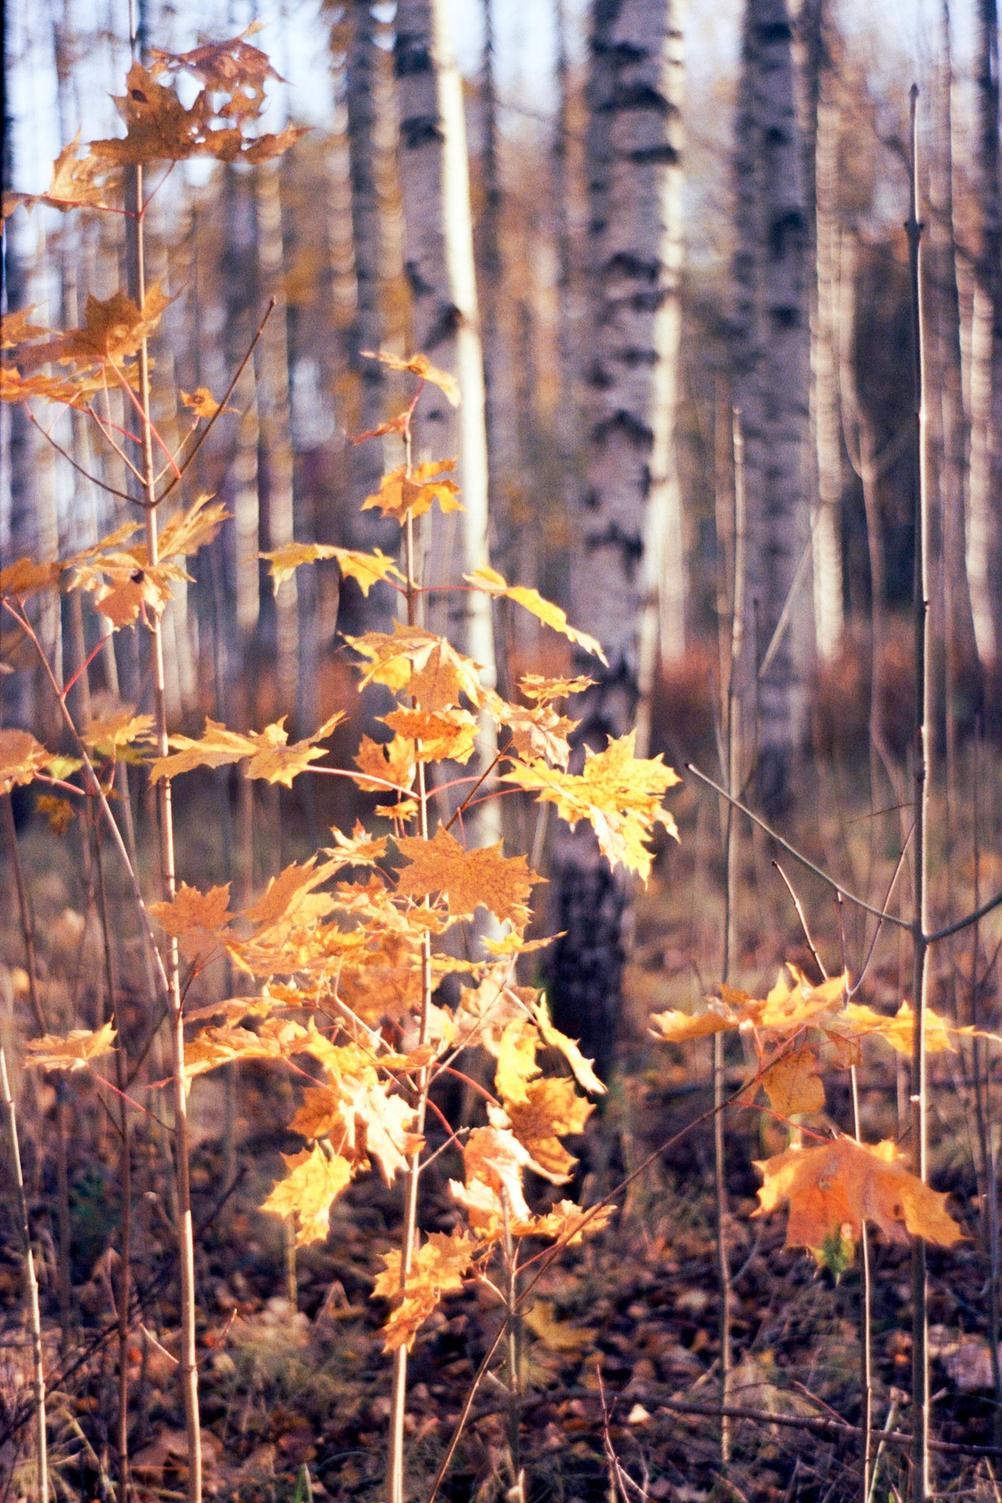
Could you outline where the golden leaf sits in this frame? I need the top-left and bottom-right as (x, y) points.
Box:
(151, 882), (234, 962)
(157, 494), (229, 559)
(837, 1000), (969, 1057)
(381, 705), (478, 764)
(346, 624), (483, 706)
(261, 542), (402, 595)
(362, 349), (461, 406)
(25, 1022), (117, 1072)
(149, 713), (343, 786)
(362, 458), (462, 523)
(502, 732), (680, 881)
(180, 386), (226, 419)
(82, 704), (156, 760)
(755, 1136), (963, 1256)
(752, 1046), (826, 1117)
(485, 689), (574, 770)
(353, 735), (416, 796)
(524, 1300), (595, 1352)
(466, 565), (608, 663)
(533, 997), (605, 1095)
(373, 1229), (478, 1352)
(0, 556), (62, 600)
(0, 729), (52, 794)
(36, 794), (76, 834)
(518, 673), (595, 704)
(260, 1145), (352, 1246)
(512, 1198), (615, 1245)
(395, 824), (543, 929)
(502, 1075), (594, 1182)
(495, 1018), (541, 1106)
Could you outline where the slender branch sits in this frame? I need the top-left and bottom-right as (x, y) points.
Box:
(26, 410), (135, 502)
(686, 763), (912, 931)
(927, 887), (1002, 944)
(156, 298), (274, 505)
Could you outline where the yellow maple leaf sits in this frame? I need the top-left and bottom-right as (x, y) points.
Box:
(755, 1135), (963, 1256)
(502, 732), (680, 881)
(512, 1198), (615, 1245)
(82, 703), (156, 760)
(157, 494), (229, 560)
(353, 735), (416, 796)
(485, 689), (575, 769)
(381, 705), (479, 764)
(466, 565), (608, 664)
(500, 1075), (595, 1182)
(837, 1000), (965, 1057)
(347, 624), (484, 705)
(261, 541), (402, 595)
(494, 1018), (542, 1106)
(0, 730), (52, 794)
(260, 1145), (352, 1246)
(180, 385), (226, 419)
(373, 1229), (478, 1352)
(362, 349), (461, 406)
(650, 1002), (738, 1043)
(151, 882), (234, 962)
(524, 1299), (596, 1352)
(242, 713), (344, 787)
(149, 713), (343, 786)
(25, 1022), (117, 1071)
(36, 794), (76, 834)
(533, 997), (606, 1095)
(518, 673), (595, 704)
(459, 1124), (534, 1221)
(0, 556), (62, 599)
(25, 285), (171, 368)
(750, 1046), (826, 1118)
(395, 824), (543, 929)
(757, 966), (846, 1030)
(362, 458), (462, 523)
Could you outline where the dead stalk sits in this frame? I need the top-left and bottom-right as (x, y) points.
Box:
(0, 1044), (49, 1503)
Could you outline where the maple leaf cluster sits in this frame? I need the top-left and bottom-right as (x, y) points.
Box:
(651, 963), (984, 1265)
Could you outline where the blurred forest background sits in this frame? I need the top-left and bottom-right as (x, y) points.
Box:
(2, 0), (1002, 1498)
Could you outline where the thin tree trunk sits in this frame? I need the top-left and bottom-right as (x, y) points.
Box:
(255, 163), (300, 721)
(549, 0), (685, 1068)
(967, 0), (1002, 667)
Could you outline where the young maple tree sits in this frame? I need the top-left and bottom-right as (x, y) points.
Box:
(2, 146), (681, 1495)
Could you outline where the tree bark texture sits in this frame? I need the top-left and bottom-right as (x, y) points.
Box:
(730, 0), (813, 814)
(394, 0), (500, 846)
(549, 0), (685, 1070)
(967, 0), (1002, 668)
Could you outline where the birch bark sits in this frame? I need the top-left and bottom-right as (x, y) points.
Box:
(394, 0), (500, 845)
(549, 0), (685, 1066)
(967, 0), (1002, 667)
(732, 0), (813, 814)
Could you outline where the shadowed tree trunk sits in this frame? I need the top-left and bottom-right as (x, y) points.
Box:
(731, 0), (813, 815)
(967, 0), (1002, 669)
(548, 0), (685, 1070)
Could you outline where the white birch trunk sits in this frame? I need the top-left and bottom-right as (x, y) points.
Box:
(395, 0), (500, 846)
(549, 0), (685, 1066)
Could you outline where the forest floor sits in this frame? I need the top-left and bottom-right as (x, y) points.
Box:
(1, 767), (1000, 1502)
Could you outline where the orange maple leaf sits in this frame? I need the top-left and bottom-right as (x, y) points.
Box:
(395, 824), (543, 929)
(755, 1135), (963, 1256)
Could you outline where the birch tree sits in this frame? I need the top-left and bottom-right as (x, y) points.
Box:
(731, 0), (813, 814)
(801, 0), (844, 664)
(394, 0), (500, 844)
(967, 0), (1002, 667)
(549, 0), (685, 1065)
